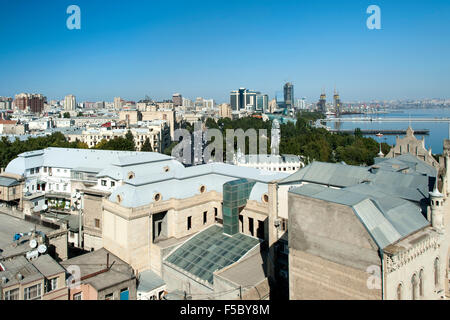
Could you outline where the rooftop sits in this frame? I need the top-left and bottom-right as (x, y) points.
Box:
(137, 269), (165, 293)
(60, 248), (135, 291)
(164, 225), (261, 286)
(289, 183), (430, 249)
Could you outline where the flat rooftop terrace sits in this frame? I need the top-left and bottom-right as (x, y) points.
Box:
(0, 213), (51, 251)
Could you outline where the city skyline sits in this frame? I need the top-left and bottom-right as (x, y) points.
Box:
(0, 0), (449, 102)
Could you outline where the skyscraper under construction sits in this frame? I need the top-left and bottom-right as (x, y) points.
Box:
(334, 90), (342, 117)
(317, 91), (327, 114)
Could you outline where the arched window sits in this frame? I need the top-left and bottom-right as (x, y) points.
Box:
(397, 283), (403, 300)
(411, 274), (418, 300)
(434, 258), (440, 288)
(419, 269), (424, 297)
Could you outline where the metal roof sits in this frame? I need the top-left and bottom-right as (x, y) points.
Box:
(0, 176), (20, 187)
(137, 269), (165, 293)
(280, 161), (372, 186)
(289, 183), (430, 249)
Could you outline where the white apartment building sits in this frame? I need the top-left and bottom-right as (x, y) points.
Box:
(64, 95), (77, 111)
(233, 150), (304, 174)
(65, 121), (170, 152)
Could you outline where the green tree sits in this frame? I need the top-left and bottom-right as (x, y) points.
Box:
(141, 138), (153, 152)
(63, 112), (71, 119)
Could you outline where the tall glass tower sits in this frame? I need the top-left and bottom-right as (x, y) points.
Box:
(284, 82), (294, 110)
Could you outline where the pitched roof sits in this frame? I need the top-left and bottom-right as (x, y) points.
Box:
(289, 183), (430, 249)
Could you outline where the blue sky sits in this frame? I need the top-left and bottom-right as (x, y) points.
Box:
(0, 0), (449, 103)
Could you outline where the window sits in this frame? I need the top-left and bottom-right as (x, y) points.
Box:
(36, 168), (40, 174)
(397, 283), (403, 300)
(30, 168), (35, 175)
(248, 217), (254, 236)
(48, 277), (58, 292)
(101, 180), (107, 186)
(154, 193), (161, 202)
(281, 218), (288, 232)
(95, 219), (100, 228)
(73, 292), (82, 300)
(105, 293), (114, 300)
(44, 167), (48, 173)
(203, 211), (207, 225)
(262, 194), (269, 203)
(434, 258), (440, 288)
(24, 283), (42, 300)
(111, 181), (115, 187)
(4, 288), (19, 300)
(200, 185), (206, 194)
(187, 216), (192, 230)
(411, 274), (418, 300)
(418, 269), (424, 297)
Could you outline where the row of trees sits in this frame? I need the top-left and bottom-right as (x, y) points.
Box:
(202, 112), (391, 166)
(0, 130), (155, 169)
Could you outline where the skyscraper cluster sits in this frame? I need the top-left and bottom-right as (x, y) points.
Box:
(230, 88), (268, 112)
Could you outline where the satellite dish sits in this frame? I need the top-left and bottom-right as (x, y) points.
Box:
(76, 204), (81, 210)
(76, 193), (81, 199)
(38, 244), (47, 254)
(42, 205), (48, 210)
(29, 239), (37, 249)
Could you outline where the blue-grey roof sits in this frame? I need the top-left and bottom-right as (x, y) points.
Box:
(289, 183), (430, 249)
(281, 160), (430, 203)
(109, 163), (288, 208)
(164, 225), (261, 285)
(280, 162), (372, 186)
(374, 153), (438, 177)
(138, 270), (165, 292)
(0, 176), (20, 187)
(5, 148), (174, 176)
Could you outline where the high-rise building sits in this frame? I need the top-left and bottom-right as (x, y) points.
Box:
(0, 97), (13, 110)
(256, 94), (269, 113)
(284, 82), (294, 110)
(219, 104), (232, 118)
(317, 91), (327, 113)
(64, 95), (77, 111)
(182, 97), (193, 110)
(334, 90), (342, 117)
(296, 98), (307, 110)
(14, 93), (46, 114)
(172, 93), (183, 107)
(230, 88), (260, 111)
(114, 97), (125, 110)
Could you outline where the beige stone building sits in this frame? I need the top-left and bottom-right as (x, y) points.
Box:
(386, 126), (440, 170)
(0, 120), (25, 135)
(218, 103), (232, 119)
(66, 124), (170, 153)
(283, 143), (450, 300)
